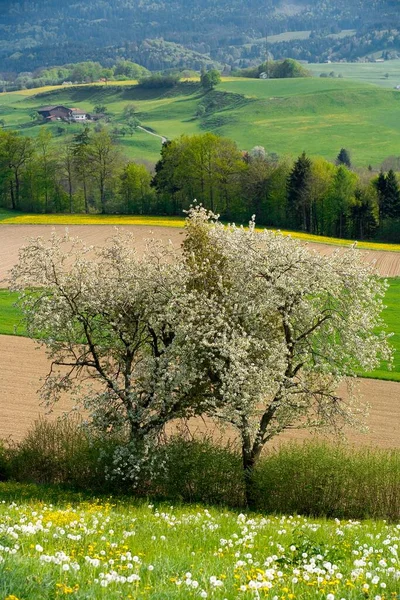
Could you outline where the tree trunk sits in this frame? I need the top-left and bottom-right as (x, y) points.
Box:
(15, 171), (20, 209)
(242, 448), (257, 509)
(9, 179), (15, 210)
(83, 178), (88, 214)
(69, 177), (73, 213)
(100, 176), (106, 214)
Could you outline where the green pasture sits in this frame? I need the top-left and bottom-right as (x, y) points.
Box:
(1, 76), (400, 166)
(1, 278), (399, 381)
(1, 484), (399, 599)
(0, 290), (26, 335)
(257, 29), (356, 44)
(307, 59), (400, 88)
(366, 277), (400, 381)
(216, 78), (400, 166)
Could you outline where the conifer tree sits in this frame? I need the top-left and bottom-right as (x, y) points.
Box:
(72, 127), (91, 213)
(349, 187), (378, 239)
(383, 169), (400, 219)
(336, 148), (351, 168)
(287, 151), (312, 231)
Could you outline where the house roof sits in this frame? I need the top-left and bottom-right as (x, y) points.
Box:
(37, 105), (71, 112)
(70, 108), (87, 115)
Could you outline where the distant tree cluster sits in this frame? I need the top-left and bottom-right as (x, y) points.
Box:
(152, 136), (400, 241)
(0, 60), (150, 92)
(0, 127), (153, 215)
(200, 69), (221, 90)
(137, 73), (181, 89)
(1, 128), (400, 242)
(236, 59), (311, 79)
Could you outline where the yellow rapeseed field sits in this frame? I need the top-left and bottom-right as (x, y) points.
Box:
(1, 211), (400, 251)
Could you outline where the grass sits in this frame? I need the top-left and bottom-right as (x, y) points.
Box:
(0, 482), (399, 599)
(216, 78), (400, 167)
(0, 290), (26, 336)
(366, 278), (400, 381)
(307, 59), (400, 88)
(1, 76), (400, 166)
(1, 277), (400, 381)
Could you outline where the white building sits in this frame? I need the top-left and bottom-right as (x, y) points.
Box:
(70, 109), (88, 121)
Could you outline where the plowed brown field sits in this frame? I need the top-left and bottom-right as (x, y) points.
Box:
(1, 224), (400, 285)
(0, 333), (399, 446)
(1, 224), (399, 446)
(0, 224), (184, 286)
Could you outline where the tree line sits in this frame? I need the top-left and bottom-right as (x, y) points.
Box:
(153, 136), (400, 241)
(0, 60), (151, 93)
(1, 128), (400, 241)
(0, 127), (151, 215)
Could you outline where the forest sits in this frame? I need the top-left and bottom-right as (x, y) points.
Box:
(0, 1), (399, 74)
(1, 127), (399, 242)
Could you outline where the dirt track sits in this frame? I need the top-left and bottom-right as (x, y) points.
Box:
(0, 224), (399, 446)
(1, 225), (400, 285)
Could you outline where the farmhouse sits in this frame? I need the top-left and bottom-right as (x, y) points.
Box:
(37, 105), (91, 122)
(37, 105), (73, 121)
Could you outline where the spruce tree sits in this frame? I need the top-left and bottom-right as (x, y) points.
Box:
(336, 148), (351, 168)
(350, 188), (378, 240)
(383, 169), (400, 219)
(287, 151), (312, 231)
(374, 170), (387, 220)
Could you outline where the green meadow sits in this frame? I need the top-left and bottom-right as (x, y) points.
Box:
(1, 75), (400, 165)
(1, 485), (400, 600)
(1, 278), (399, 382)
(365, 277), (400, 381)
(0, 290), (25, 335)
(307, 58), (400, 88)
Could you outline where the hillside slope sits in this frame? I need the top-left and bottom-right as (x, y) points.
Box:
(1, 78), (399, 166)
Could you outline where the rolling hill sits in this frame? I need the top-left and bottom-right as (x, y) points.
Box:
(1, 76), (400, 166)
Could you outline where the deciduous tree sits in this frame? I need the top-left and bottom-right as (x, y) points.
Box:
(181, 207), (391, 505)
(11, 207), (392, 502)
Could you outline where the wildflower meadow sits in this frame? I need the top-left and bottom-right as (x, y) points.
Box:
(0, 485), (399, 600)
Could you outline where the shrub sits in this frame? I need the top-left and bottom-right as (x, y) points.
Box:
(0, 440), (11, 481)
(7, 419), (400, 520)
(154, 434), (244, 506)
(137, 73), (180, 89)
(9, 417), (121, 491)
(253, 441), (400, 520)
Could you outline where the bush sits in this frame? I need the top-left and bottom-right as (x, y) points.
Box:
(7, 419), (400, 519)
(253, 441), (400, 520)
(137, 73), (180, 89)
(9, 417), (121, 491)
(154, 435), (244, 505)
(0, 441), (11, 481)
(236, 58), (311, 79)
